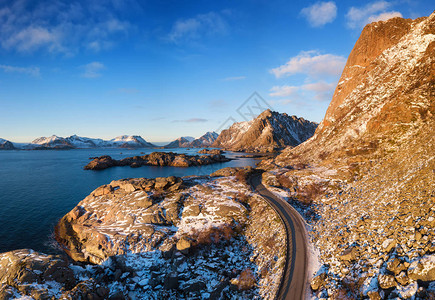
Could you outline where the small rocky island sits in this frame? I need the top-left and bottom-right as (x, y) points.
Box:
(84, 151), (231, 170)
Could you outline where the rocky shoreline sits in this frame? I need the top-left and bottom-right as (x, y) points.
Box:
(84, 152), (232, 170)
(0, 168), (286, 299)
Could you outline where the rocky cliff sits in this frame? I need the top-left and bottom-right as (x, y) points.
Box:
(262, 12), (435, 299)
(275, 13), (434, 164)
(213, 109), (318, 152)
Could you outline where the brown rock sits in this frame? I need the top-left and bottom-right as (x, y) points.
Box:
(378, 274), (396, 289)
(176, 237), (192, 254)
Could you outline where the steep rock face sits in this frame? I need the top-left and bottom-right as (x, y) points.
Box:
(0, 138), (15, 150)
(213, 109), (318, 152)
(276, 14), (434, 163)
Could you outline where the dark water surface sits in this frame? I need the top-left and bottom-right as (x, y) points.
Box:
(0, 148), (257, 254)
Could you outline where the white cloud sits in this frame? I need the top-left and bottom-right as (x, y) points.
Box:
(270, 51), (346, 78)
(0, 64), (40, 77)
(367, 11), (403, 23)
(269, 81), (335, 102)
(300, 1), (337, 27)
(81, 62), (105, 78)
(346, 1), (402, 29)
(223, 76), (246, 81)
(168, 12), (228, 43)
(302, 81), (336, 101)
(270, 85), (299, 97)
(2, 26), (61, 53)
(173, 118), (208, 123)
(0, 1), (133, 54)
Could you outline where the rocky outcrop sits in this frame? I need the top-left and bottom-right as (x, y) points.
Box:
(50, 170), (285, 299)
(84, 152), (231, 170)
(0, 249), (76, 299)
(213, 109), (317, 152)
(0, 138), (15, 150)
(262, 12), (435, 299)
(197, 148), (223, 155)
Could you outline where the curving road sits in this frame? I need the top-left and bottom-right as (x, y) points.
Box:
(250, 173), (309, 300)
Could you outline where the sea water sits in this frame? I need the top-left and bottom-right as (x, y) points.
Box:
(0, 148), (257, 254)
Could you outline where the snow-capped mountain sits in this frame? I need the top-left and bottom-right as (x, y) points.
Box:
(213, 109), (318, 152)
(189, 132), (219, 147)
(65, 135), (107, 148)
(29, 135), (74, 149)
(109, 135), (155, 148)
(13, 135), (156, 149)
(0, 138), (15, 150)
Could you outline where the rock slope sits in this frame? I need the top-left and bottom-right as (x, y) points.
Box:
(84, 152), (231, 170)
(213, 109), (317, 152)
(261, 12), (435, 299)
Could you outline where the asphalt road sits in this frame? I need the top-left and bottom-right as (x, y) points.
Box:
(250, 173), (308, 300)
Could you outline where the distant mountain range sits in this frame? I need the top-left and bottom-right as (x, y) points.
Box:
(0, 132), (220, 150)
(1, 113), (316, 152)
(0, 135), (155, 150)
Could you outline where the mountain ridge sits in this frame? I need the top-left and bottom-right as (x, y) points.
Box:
(213, 109), (318, 152)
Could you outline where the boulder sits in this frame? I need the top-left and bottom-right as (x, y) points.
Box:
(378, 274), (396, 289)
(407, 254), (435, 281)
(176, 237), (192, 254)
(339, 245), (358, 261)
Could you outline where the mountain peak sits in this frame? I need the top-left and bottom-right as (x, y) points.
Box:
(275, 12), (435, 164)
(213, 110), (317, 152)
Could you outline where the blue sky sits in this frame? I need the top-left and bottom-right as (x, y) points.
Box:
(0, 0), (433, 143)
